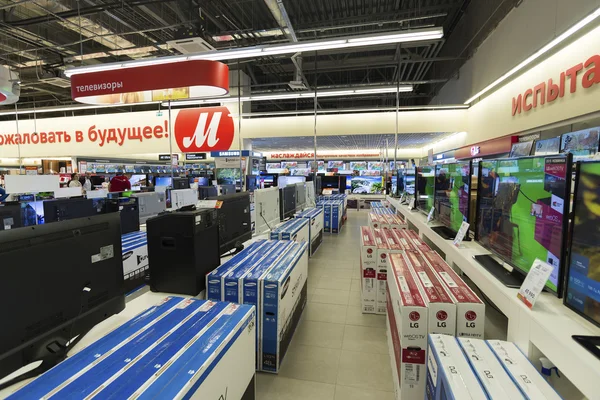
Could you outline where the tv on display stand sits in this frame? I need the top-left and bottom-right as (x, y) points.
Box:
(431, 225), (472, 241)
(472, 254), (524, 288)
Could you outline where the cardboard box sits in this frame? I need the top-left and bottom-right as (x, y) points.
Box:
(457, 338), (526, 399)
(421, 251), (485, 338)
(121, 231), (148, 292)
(369, 212), (383, 229)
(330, 200), (343, 233)
(426, 334), (488, 400)
(10, 297), (256, 400)
(261, 241), (309, 373)
(321, 202), (332, 233)
(396, 229), (431, 253)
(387, 252), (428, 400)
(404, 251), (456, 336)
(487, 340), (562, 400)
(360, 226), (378, 314)
(295, 207), (324, 256)
(375, 228), (406, 314)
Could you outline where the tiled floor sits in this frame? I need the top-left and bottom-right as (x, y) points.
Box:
(256, 211), (395, 400)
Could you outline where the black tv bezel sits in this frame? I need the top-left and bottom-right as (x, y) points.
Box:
(474, 153), (572, 297)
(207, 192), (252, 255)
(563, 161), (600, 328)
(416, 165), (435, 216)
(434, 160), (472, 237)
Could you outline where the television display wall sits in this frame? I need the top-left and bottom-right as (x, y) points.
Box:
(416, 166), (435, 214)
(435, 161), (471, 234)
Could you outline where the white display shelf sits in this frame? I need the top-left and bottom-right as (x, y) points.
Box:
(386, 196), (600, 399)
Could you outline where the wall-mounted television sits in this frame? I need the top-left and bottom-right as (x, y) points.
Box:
(416, 166), (435, 214)
(475, 154), (572, 294)
(534, 137), (561, 156)
(509, 141), (534, 157)
(433, 161), (472, 240)
(561, 128), (600, 157)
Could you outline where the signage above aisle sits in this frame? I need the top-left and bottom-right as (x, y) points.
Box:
(265, 151), (381, 159)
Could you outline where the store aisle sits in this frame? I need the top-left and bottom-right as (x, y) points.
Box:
(256, 211), (394, 400)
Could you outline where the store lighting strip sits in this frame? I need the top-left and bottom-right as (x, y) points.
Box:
(0, 103), (149, 116)
(64, 27), (444, 77)
(464, 6), (600, 104)
(231, 104), (470, 117)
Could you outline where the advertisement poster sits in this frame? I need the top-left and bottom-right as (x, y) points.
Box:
(360, 170), (381, 176)
(266, 162), (281, 169)
(281, 161), (298, 169)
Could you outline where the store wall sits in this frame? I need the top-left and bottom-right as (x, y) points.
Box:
(433, 0), (600, 105)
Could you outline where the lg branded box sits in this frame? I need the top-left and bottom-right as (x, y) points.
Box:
(376, 228), (406, 314)
(396, 229), (431, 253)
(404, 251), (456, 336)
(369, 212), (383, 229)
(360, 226), (378, 313)
(426, 334), (488, 400)
(457, 338), (526, 399)
(9, 297), (256, 400)
(422, 251), (485, 338)
(487, 340), (563, 400)
(121, 231), (148, 293)
(387, 252), (428, 400)
(260, 241), (308, 373)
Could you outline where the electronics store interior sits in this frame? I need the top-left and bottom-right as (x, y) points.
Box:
(2, 1), (600, 399)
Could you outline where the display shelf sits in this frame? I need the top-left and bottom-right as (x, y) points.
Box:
(386, 195), (600, 399)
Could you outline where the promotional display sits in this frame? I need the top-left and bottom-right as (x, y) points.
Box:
(416, 165), (435, 215)
(433, 161), (472, 240)
(475, 155), (571, 294)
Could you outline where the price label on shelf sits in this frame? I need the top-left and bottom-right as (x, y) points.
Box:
(196, 200), (223, 209)
(409, 198), (415, 210)
(400, 193), (406, 204)
(427, 206), (435, 223)
(453, 222), (470, 247)
(517, 259), (554, 309)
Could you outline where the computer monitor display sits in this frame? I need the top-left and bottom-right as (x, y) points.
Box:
(509, 141), (534, 157)
(561, 128), (600, 157)
(534, 137), (561, 156)
(0, 213), (125, 387)
(155, 176), (172, 187)
(279, 186), (296, 220)
(220, 184), (236, 195)
(259, 174), (277, 188)
(207, 192), (252, 255)
(475, 155), (571, 294)
(278, 175), (306, 187)
(172, 177), (190, 190)
(195, 177), (209, 186)
(405, 169), (416, 195)
(416, 166), (435, 213)
(565, 161), (600, 327)
(434, 161), (472, 235)
(20, 200), (45, 226)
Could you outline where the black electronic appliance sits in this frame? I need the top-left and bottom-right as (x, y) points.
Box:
(0, 203), (22, 231)
(172, 177), (190, 190)
(220, 184), (236, 195)
(246, 175), (259, 192)
(106, 197), (140, 235)
(338, 176), (347, 193)
(279, 185), (297, 221)
(321, 176), (340, 189)
(147, 209), (220, 296)
(207, 192), (252, 255)
(198, 186), (218, 199)
(0, 213), (125, 389)
(432, 161), (472, 241)
(43, 198), (104, 223)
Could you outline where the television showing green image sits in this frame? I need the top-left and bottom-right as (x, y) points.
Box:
(349, 176), (383, 194)
(216, 168), (241, 186)
(435, 161), (471, 234)
(416, 166), (435, 214)
(476, 155), (571, 293)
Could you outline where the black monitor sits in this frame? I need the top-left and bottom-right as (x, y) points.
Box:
(43, 198), (104, 224)
(207, 192), (252, 255)
(321, 176), (339, 189)
(0, 203), (22, 231)
(338, 176), (347, 193)
(106, 197), (140, 235)
(198, 186), (218, 199)
(221, 184), (236, 195)
(432, 161), (472, 240)
(172, 177), (190, 190)
(0, 213), (125, 388)
(279, 185), (296, 220)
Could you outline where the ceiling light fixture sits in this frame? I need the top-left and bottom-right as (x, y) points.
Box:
(65, 27), (443, 77)
(464, 6), (600, 104)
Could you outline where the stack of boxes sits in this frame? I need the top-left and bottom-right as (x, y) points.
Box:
(270, 218), (309, 244)
(317, 198), (344, 233)
(294, 207), (324, 256)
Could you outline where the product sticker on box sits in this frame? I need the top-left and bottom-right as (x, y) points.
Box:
(517, 258), (554, 309)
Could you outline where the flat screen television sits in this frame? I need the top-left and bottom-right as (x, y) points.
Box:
(279, 185), (296, 220)
(349, 176), (384, 194)
(207, 192), (252, 255)
(220, 184), (236, 195)
(195, 177), (209, 186)
(561, 128), (600, 157)
(259, 173), (278, 188)
(172, 177), (190, 190)
(564, 161), (600, 327)
(129, 174), (148, 189)
(245, 175), (259, 192)
(154, 176), (172, 187)
(509, 141), (534, 157)
(416, 166), (435, 214)
(43, 198), (103, 224)
(433, 161), (472, 240)
(254, 187), (280, 235)
(216, 168), (241, 186)
(20, 200), (45, 226)
(475, 154), (572, 294)
(0, 213), (125, 388)
(404, 169), (416, 195)
(534, 137), (561, 156)
(295, 182), (306, 210)
(278, 175), (306, 187)
(198, 186), (218, 199)
(321, 176), (340, 189)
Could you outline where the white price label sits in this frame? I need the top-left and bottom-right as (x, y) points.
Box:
(196, 200), (222, 209)
(452, 221), (470, 247)
(409, 198), (415, 210)
(427, 207), (435, 223)
(517, 259), (554, 309)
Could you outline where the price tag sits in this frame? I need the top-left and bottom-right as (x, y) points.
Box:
(517, 259), (554, 309)
(453, 221), (470, 247)
(400, 193), (406, 204)
(197, 200), (223, 209)
(409, 198), (415, 210)
(427, 207), (435, 223)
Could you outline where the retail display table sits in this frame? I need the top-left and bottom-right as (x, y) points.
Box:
(386, 196), (600, 399)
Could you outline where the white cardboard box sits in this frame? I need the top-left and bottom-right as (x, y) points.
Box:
(375, 228), (406, 314)
(387, 252), (428, 400)
(368, 212), (383, 229)
(360, 226), (378, 314)
(421, 250), (485, 339)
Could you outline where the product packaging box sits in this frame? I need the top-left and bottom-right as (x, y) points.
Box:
(375, 228), (406, 314)
(396, 229), (432, 253)
(487, 340), (563, 400)
(295, 207), (324, 256)
(281, 218), (309, 243)
(9, 297), (256, 400)
(360, 226), (378, 314)
(321, 202), (332, 233)
(426, 334), (489, 400)
(421, 251), (485, 338)
(387, 252), (428, 400)
(331, 200), (343, 233)
(121, 231), (148, 292)
(260, 241), (309, 373)
(368, 212), (383, 229)
(404, 251), (456, 336)
(388, 214), (408, 229)
(457, 338), (526, 399)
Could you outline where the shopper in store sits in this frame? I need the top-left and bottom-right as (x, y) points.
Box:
(82, 173), (93, 192)
(109, 172), (131, 193)
(67, 173), (82, 188)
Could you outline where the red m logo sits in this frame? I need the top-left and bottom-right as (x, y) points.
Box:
(174, 107), (234, 152)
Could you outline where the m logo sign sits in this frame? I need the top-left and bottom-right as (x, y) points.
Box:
(174, 107), (234, 152)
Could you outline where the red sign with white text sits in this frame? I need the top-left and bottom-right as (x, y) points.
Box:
(174, 107), (235, 152)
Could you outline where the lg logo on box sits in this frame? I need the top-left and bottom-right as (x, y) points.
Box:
(409, 311), (420, 328)
(436, 310), (448, 328)
(465, 310), (477, 328)
(174, 107), (234, 152)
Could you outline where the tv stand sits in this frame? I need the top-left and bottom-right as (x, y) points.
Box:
(431, 225), (472, 241)
(473, 254), (524, 288)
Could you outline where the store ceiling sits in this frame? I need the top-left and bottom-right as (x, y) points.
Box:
(0, 0), (519, 116)
(251, 132), (454, 152)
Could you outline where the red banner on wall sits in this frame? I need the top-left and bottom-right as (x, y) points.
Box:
(455, 136), (517, 159)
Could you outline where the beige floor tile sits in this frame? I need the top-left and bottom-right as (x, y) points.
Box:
(348, 290), (362, 307)
(320, 268), (356, 280)
(345, 305), (386, 328)
(334, 385), (395, 400)
(350, 278), (362, 292)
(310, 288), (350, 305)
(342, 325), (389, 354)
(336, 350), (394, 392)
(259, 376), (335, 400)
(315, 277), (352, 291)
(279, 344), (342, 384)
(304, 302), (348, 324)
(292, 319), (345, 349)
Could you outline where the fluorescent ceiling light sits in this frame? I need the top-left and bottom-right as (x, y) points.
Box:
(65, 52), (109, 62)
(464, 6), (600, 104)
(65, 27), (443, 77)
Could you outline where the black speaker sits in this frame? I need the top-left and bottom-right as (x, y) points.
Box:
(147, 209), (221, 296)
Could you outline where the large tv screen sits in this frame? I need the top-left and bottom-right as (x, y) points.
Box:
(404, 169), (415, 195)
(349, 176), (383, 194)
(565, 161), (600, 327)
(476, 155), (571, 294)
(534, 137), (561, 156)
(416, 166), (435, 214)
(561, 128), (599, 157)
(435, 161), (472, 234)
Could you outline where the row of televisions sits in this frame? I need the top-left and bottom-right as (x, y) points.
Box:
(397, 153), (600, 330)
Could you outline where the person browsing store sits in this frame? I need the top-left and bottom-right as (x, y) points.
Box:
(109, 172), (131, 193)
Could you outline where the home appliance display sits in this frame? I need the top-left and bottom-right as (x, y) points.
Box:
(220, 184), (236, 195)
(349, 176), (384, 194)
(207, 192), (252, 255)
(561, 128), (600, 157)
(154, 176), (172, 187)
(433, 161), (472, 240)
(279, 185), (297, 220)
(416, 165), (435, 213)
(509, 140), (534, 157)
(0, 213), (125, 389)
(475, 154), (571, 294)
(565, 161), (600, 327)
(534, 137), (561, 156)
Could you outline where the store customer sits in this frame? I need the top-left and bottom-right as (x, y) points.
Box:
(109, 172), (131, 193)
(68, 173), (82, 188)
(82, 173), (92, 192)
